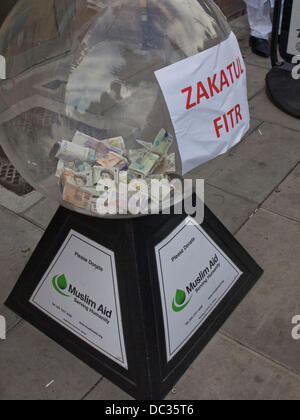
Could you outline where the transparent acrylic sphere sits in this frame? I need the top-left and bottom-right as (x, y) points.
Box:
(0, 0), (230, 218)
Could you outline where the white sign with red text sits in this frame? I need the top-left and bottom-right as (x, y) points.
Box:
(155, 32), (249, 175)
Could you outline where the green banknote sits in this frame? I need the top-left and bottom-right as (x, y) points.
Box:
(129, 152), (160, 176)
(152, 129), (173, 156)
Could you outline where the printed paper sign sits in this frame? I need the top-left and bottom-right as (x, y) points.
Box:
(30, 230), (128, 369)
(155, 217), (243, 361)
(287, 0), (300, 56)
(155, 32), (249, 174)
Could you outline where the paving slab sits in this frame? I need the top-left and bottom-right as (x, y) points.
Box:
(233, 26), (272, 70)
(0, 186), (42, 214)
(207, 122), (300, 204)
(86, 332), (300, 400)
(0, 206), (43, 306)
(233, 26), (252, 58)
(262, 164), (300, 223)
(249, 90), (300, 132)
(166, 334), (300, 400)
(246, 63), (269, 100)
(230, 13), (249, 30)
(0, 305), (20, 333)
(0, 321), (100, 400)
(187, 118), (262, 181)
(204, 184), (257, 234)
(84, 378), (134, 401)
(222, 209), (300, 375)
(23, 197), (59, 230)
(245, 53), (272, 71)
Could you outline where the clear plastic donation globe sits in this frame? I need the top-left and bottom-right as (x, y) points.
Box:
(0, 0), (230, 218)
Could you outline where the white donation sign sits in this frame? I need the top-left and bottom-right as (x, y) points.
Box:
(155, 217), (243, 361)
(30, 230), (128, 369)
(155, 32), (249, 174)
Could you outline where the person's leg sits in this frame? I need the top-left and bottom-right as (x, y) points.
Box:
(247, 1), (272, 39)
(246, 0), (272, 57)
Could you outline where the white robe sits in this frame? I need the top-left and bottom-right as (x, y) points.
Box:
(244, 0), (274, 8)
(244, 0), (275, 40)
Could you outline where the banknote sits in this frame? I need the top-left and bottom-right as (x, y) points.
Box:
(61, 168), (94, 188)
(103, 136), (126, 155)
(152, 156), (167, 174)
(166, 153), (176, 173)
(56, 140), (96, 162)
(146, 174), (166, 182)
(135, 140), (153, 151)
(56, 160), (94, 178)
(151, 129), (173, 157)
(129, 152), (160, 176)
(80, 186), (101, 196)
(73, 131), (125, 156)
(96, 151), (124, 168)
(127, 170), (144, 183)
(62, 184), (92, 209)
(74, 161), (93, 172)
(129, 148), (146, 162)
(118, 158), (129, 171)
(55, 160), (75, 177)
(93, 166), (119, 185)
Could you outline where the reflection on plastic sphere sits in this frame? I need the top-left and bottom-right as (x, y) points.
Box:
(0, 0), (230, 218)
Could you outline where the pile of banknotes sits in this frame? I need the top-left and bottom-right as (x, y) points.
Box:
(55, 129), (176, 215)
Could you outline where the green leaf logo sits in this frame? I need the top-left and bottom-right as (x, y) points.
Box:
(52, 274), (70, 297)
(172, 289), (192, 312)
(57, 274), (67, 290)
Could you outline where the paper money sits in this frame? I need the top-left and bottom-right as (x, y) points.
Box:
(118, 158), (129, 171)
(73, 131), (125, 156)
(135, 140), (153, 151)
(62, 184), (92, 209)
(103, 137), (126, 155)
(61, 168), (94, 188)
(151, 129), (173, 157)
(56, 140), (96, 162)
(127, 170), (144, 183)
(93, 166), (119, 185)
(147, 174), (166, 182)
(80, 186), (101, 196)
(152, 156), (168, 175)
(129, 152), (160, 176)
(55, 160), (75, 177)
(166, 153), (176, 173)
(97, 151), (124, 168)
(129, 148), (146, 162)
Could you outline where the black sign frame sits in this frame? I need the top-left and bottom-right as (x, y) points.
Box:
(6, 199), (263, 400)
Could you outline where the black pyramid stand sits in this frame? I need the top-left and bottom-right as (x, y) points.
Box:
(6, 196), (263, 400)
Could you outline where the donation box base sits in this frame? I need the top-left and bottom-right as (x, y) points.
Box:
(266, 66), (300, 119)
(6, 199), (263, 400)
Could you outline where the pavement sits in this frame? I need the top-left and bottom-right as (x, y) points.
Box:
(0, 14), (300, 400)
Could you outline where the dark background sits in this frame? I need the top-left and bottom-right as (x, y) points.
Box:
(0, 0), (17, 25)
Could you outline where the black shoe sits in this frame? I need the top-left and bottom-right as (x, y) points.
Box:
(249, 36), (270, 58)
